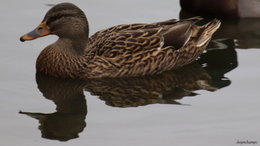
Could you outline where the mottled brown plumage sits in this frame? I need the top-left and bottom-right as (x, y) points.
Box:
(20, 2), (221, 79)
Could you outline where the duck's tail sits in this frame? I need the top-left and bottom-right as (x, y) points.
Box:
(194, 18), (221, 47)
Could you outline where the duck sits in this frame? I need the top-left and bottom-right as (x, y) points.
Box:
(20, 2), (221, 79)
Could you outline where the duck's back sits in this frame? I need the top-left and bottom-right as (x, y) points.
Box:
(85, 17), (220, 78)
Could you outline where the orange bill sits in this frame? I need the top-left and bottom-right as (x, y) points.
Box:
(20, 22), (51, 42)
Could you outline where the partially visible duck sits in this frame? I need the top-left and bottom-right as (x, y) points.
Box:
(20, 2), (220, 79)
(180, 0), (260, 18)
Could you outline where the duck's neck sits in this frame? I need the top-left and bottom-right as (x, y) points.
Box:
(58, 37), (88, 55)
(36, 37), (91, 78)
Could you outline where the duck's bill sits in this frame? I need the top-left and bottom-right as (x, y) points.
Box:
(20, 22), (51, 42)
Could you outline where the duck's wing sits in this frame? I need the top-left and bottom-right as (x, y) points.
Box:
(88, 18), (177, 47)
(96, 28), (165, 57)
(90, 18), (176, 36)
(92, 17), (203, 56)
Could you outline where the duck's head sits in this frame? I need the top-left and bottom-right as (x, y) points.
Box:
(20, 3), (89, 42)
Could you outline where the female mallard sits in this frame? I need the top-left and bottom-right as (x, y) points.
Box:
(20, 2), (221, 79)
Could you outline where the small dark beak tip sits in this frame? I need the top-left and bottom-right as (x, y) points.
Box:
(20, 37), (25, 42)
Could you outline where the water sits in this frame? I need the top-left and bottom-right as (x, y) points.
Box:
(0, 0), (260, 146)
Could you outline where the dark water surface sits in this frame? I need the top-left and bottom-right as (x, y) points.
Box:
(0, 0), (259, 146)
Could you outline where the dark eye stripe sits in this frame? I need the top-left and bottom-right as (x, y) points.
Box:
(46, 13), (75, 25)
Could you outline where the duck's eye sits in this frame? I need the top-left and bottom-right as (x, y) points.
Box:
(38, 27), (43, 30)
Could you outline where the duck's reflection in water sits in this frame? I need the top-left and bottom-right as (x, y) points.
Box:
(199, 39), (237, 89)
(20, 76), (87, 141)
(214, 18), (260, 49)
(20, 39), (237, 141)
(87, 62), (216, 107)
